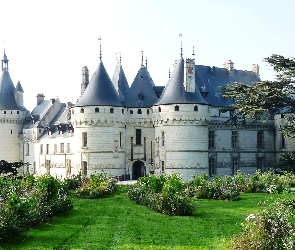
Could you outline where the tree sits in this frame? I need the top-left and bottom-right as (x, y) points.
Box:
(0, 160), (24, 176)
(274, 152), (295, 174)
(221, 55), (295, 137)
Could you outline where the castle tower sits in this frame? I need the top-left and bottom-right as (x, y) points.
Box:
(123, 53), (158, 179)
(73, 47), (126, 177)
(0, 50), (28, 162)
(153, 57), (211, 181)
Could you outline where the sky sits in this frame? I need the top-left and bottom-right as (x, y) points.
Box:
(0, 0), (294, 111)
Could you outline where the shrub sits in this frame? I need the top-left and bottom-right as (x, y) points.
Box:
(187, 174), (240, 201)
(127, 174), (193, 216)
(76, 172), (117, 199)
(231, 196), (295, 249)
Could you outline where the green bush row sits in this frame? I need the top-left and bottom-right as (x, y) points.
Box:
(0, 174), (73, 240)
(126, 174), (193, 216)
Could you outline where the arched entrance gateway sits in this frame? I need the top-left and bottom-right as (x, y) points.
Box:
(132, 161), (146, 180)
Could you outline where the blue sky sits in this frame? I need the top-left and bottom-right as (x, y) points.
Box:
(1, 0), (294, 111)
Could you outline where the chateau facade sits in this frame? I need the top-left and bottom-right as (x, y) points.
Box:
(0, 48), (292, 181)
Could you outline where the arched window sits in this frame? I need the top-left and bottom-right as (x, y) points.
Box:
(95, 107), (99, 113)
(137, 109), (142, 114)
(194, 105), (198, 111)
(175, 105), (179, 111)
(158, 107), (161, 112)
(110, 108), (114, 113)
(80, 108), (84, 113)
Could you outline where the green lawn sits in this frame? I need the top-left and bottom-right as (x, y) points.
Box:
(1, 187), (293, 250)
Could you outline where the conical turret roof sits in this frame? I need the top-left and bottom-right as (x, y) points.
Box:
(15, 81), (24, 92)
(156, 58), (208, 105)
(111, 61), (129, 101)
(76, 61), (122, 107)
(124, 65), (158, 108)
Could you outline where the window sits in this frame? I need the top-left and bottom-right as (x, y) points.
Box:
(80, 108), (84, 113)
(175, 105), (179, 111)
(82, 132), (87, 147)
(130, 110), (133, 114)
(26, 144), (29, 156)
(161, 161), (165, 172)
(10, 130), (12, 134)
(257, 157), (264, 171)
(161, 131), (165, 146)
(257, 131), (264, 149)
(95, 107), (99, 113)
(209, 130), (215, 148)
(231, 131), (238, 148)
(122, 109), (124, 114)
(194, 105), (198, 111)
(209, 158), (215, 177)
(40, 144), (43, 154)
(158, 107), (161, 112)
(72, 110), (74, 114)
(136, 129), (141, 145)
(119, 132), (122, 147)
(4, 111), (6, 114)
(137, 109), (142, 114)
(17, 111), (19, 114)
(280, 133), (285, 148)
(46, 144), (49, 154)
(82, 161), (87, 176)
(232, 158), (238, 175)
(110, 108), (114, 113)
(54, 144), (57, 154)
(66, 143), (71, 153)
(60, 143), (64, 153)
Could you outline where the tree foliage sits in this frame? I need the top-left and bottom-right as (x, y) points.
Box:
(0, 160), (24, 176)
(221, 55), (295, 136)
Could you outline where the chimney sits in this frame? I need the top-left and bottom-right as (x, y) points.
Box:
(252, 64), (259, 77)
(223, 60), (234, 76)
(81, 66), (89, 96)
(36, 93), (45, 105)
(184, 58), (196, 93)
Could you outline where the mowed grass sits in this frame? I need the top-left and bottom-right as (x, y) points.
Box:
(1, 187), (294, 250)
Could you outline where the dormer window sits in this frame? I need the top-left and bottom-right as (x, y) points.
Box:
(110, 108), (114, 113)
(175, 105), (179, 111)
(95, 107), (99, 113)
(194, 105), (198, 111)
(80, 108), (84, 113)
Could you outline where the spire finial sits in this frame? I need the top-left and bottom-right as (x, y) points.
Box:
(98, 37), (102, 61)
(169, 69), (171, 78)
(145, 56), (148, 69)
(179, 34), (183, 58)
(192, 46), (195, 61)
(141, 49), (144, 66)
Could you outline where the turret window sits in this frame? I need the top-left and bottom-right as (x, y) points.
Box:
(17, 111), (19, 114)
(122, 109), (124, 114)
(137, 109), (142, 114)
(209, 130), (215, 148)
(147, 109), (150, 114)
(80, 108), (84, 113)
(110, 108), (114, 113)
(82, 132), (87, 147)
(194, 105), (198, 111)
(158, 107), (161, 112)
(161, 131), (165, 146)
(4, 111), (6, 114)
(95, 107), (99, 113)
(130, 110), (133, 114)
(175, 105), (179, 111)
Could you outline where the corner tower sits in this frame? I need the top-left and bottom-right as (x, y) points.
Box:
(153, 57), (211, 181)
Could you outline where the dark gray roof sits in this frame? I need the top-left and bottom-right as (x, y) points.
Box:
(195, 65), (260, 107)
(0, 70), (26, 110)
(76, 61), (122, 107)
(156, 58), (208, 106)
(111, 62), (129, 101)
(124, 65), (158, 108)
(15, 81), (24, 92)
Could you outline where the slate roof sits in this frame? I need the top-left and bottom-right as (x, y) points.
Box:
(75, 61), (123, 107)
(111, 62), (129, 101)
(156, 58), (208, 106)
(195, 65), (260, 107)
(15, 81), (24, 92)
(0, 70), (26, 110)
(124, 65), (158, 108)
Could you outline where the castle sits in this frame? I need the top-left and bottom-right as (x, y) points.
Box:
(0, 47), (292, 181)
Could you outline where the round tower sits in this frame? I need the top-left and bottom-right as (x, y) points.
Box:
(72, 51), (126, 178)
(0, 50), (28, 163)
(153, 58), (211, 181)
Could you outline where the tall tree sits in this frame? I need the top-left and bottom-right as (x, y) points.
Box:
(221, 55), (295, 137)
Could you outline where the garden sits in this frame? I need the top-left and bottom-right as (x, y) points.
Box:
(0, 170), (295, 249)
